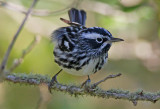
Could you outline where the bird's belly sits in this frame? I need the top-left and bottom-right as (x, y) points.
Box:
(62, 61), (96, 76)
(61, 57), (107, 76)
(54, 47), (108, 76)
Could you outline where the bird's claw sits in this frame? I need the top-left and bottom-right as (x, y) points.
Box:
(48, 75), (58, 93)
(48, 69), (63, 93)
(81, 77), (91, 88)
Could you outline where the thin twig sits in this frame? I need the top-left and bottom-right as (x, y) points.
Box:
(4, 73), (160, 106)
(60, 18), (86, 28)
(92, 73), (121, 87)
(36, 86), (43, 109)
(0, 0), (38, 73)
(36, 85), (51, 109)
(9, 36), (41, 72)
(0, 0), (79, 16)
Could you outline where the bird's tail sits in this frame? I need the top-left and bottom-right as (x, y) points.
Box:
(68, 8), (86, 26)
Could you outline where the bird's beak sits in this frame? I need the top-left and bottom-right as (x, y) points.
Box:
(109, 37), (124, 42)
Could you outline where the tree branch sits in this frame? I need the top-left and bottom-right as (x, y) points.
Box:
(92, 73), (121, 87)
(0, 0), (38, 73)
(4, 73), (160, 106)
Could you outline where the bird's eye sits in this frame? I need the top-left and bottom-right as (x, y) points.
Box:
(96, 38), (103, 43)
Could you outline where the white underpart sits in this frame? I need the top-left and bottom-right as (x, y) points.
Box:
(62, 56), (108, 76)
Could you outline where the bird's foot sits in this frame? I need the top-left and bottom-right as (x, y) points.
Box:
(48, 75), (58, 93)
(48, 69), (63, 93)
(81, 75), (91, 88)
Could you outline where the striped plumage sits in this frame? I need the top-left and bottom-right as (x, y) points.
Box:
(51, 8), (123, 76)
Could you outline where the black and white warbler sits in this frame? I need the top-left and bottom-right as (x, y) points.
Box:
(49, 8), (123, 91)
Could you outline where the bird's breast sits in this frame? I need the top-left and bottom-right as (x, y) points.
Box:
(54, 47), (108, 76)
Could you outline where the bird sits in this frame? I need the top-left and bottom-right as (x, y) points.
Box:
(49, 8), (124, 91)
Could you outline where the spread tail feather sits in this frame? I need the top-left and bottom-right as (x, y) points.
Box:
(68, 8), (86, 26)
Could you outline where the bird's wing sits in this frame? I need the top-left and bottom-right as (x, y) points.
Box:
(51, 27), (80, 52)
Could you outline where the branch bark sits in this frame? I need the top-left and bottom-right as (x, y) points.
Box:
(4, 73), (160, 106)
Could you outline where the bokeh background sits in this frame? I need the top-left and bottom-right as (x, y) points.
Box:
(0, 0), (160, 109)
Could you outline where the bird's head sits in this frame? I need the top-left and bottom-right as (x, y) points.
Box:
(78, 27), (124, 56)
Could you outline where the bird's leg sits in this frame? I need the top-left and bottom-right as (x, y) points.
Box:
(81, 75), (91, 87)
(48, 69), (63, 93)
